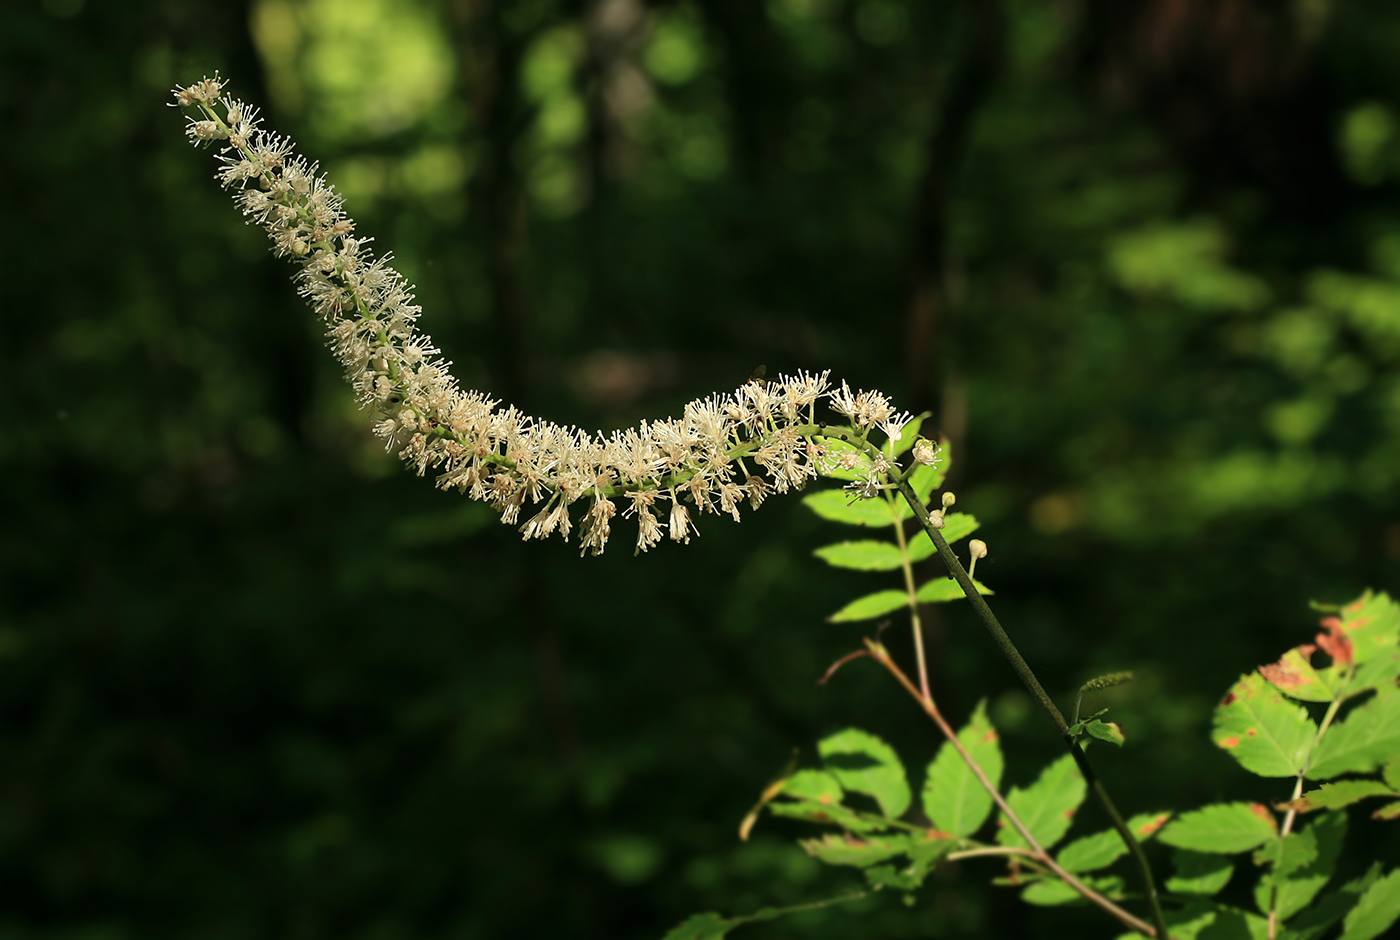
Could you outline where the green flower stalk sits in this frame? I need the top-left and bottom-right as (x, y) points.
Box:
(173, 76), (921, 556)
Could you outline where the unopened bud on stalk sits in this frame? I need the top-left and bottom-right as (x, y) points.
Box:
(941, 492), (956, 512)
(968, 539), (988, 579)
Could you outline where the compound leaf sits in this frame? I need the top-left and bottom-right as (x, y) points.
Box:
(804, 490), (901, 528)
(914, 577), (994, 603)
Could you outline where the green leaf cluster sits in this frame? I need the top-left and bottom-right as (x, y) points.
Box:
(1141, 590), (1400, 940)
(803, 445), (991, 622)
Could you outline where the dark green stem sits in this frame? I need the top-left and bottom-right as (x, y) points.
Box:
(889, 468), (1170, 940)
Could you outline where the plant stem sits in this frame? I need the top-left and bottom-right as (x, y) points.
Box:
(866, 640), (1156, 938)
(889, 491), (932, 699)
(887, 468), (1171, 940)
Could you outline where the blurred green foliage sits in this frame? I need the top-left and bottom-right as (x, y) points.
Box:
(4, 0), (1400, 937)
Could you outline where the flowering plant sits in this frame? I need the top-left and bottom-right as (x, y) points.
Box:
(174, 76), (1400, 940)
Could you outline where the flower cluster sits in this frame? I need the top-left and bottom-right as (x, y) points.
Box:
(174, 76), (928, 554)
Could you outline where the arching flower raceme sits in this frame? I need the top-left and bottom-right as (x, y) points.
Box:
(173, 76), (935, 554)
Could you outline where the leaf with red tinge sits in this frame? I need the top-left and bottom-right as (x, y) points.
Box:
(1213, 671), (1317, 777)
(1374, 801), (1400, 821)
(799, 832), (912, 867)
(1259, 645), (1340, 703)
(1055, 812), (1172, 873)
(1158, 802), (1278, 854)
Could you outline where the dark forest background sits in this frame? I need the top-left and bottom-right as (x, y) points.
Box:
(4, 0), (1400, 937)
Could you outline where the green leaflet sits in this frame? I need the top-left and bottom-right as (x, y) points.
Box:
(1385, 755), (1400, 791)
(1213, 671), (1317, 777)
(862, 832), (956, 892)
(922, 700), (1003, 838)
(1158, 802), (1278, 854)
(1309, 685), (1400, 780)
(1253, 809), (1345, 921)
(819, 729), (911, 819)
(803, 490), (902, 527)
(827, 589), (908, 623)
(914, 577), (994, 603)
(996, 754), (1086, 852)
(813, 539), (904, 571)
(1341, 591), (1400, 668)
(1282, 779), (1399, 813)
(771, 769), (889, 834)
(1166, 849), (1234, 896)
(799, 832), (912, 867)
(1339, 868), (1400, 940)
(1055, 811), (1171, 873)
(1021, 874), (1123, 907)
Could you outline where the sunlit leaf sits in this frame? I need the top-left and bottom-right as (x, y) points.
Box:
(1158, 802), (1277, 854)
(923, 700), (1003, 838)
(799, 832), (911, 867)
(812, 539), (903, 571)
(1309, 685), (1400, 780)
(771, 769), (890, 833)
(914, 577), (993, 603)
(1279, 780), (1398, 813)
(1022, 874), (1123, 907)
(997, 754), (1085, 852)
(819, 729), (911, 818)
(1259, 646), (1341, 703)
(803, 489), (901, 527)
(827, 589), (908, 622)
(1212, 671), (1317, 777)
(1055, 812), (1170, 873)
(1083, 719), (1125, 746)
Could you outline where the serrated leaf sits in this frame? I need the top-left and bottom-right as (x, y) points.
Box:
(1338, 868), (1400, 940)
(827, 589), (908, 623)
(1339, 591), (1400, 668)
(1213, 671), (1317, 777)
(771, 769), (889, 833)
(1279, 780), (1399, 813)
(906, 512), (981, 562)
(914, 576), (994, 603)
(804, 489), (901, 527)
(1167, 849), (1234, 896)
(819, 729), (911, 818)
(813, 539), (904, 571)
(997, 754), (1086, 851)
(1055, 812), (1171, 873)
(800, 832), (911, 867)
(922, 701), (1003, 838)
(1309, 685), (1400, 780)
(1022, 874), (1123, 907)
(1254, 810), (1345, 921)
(1259, 646), (1340, 702)
(1159, 802), (1278, 854)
